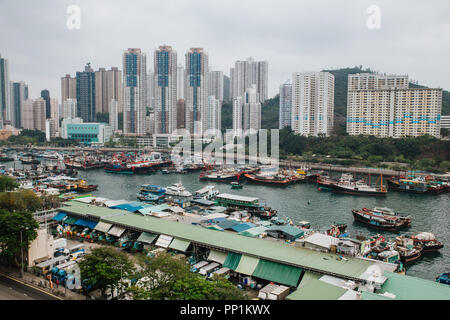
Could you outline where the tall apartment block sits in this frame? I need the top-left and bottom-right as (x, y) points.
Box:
(208, 71), (224, 102)
(40, 89), (51, 119)
(22, 98), (46, 131)
(291, 72), (335, 136)
(185, 48), (209, 135)
(63, 98), (77, 119)
(154, 45), (177, 134)
(232, 96), (243, 137)
(243, 84), (261, 132)
(279, 80), (292, 129)
(177, 99), (186, 129)
(230, 57), (268, 103)
(76, 63), (96, 122)
(95, 67), (122, 114)
(177, 64), (184, 101)
(206, 96), (221, 133)
(122, 48), (147, 135)
(346, 73), (442, 138)
(109, 99), (119, 132)
(223, 75), (230, 102)
(147, 69), (154, 110)
(61, 74), (77, 106)
(0, 54), (11, 125)
(10, 81), (28, 128)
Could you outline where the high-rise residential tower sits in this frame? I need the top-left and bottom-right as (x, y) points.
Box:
(122, 48), (147, 135)
(279, 80), (292, 129)
(347, 73), (442, 138)
(61, 74), (77, 105)
(177, 64), (184, 101)
(76, 63), (96, 122)
(206, 96), (221, 132)
(22, 98), (45, 131)
(208, 71), (224, 102)
(230, 57), (268, 103)
(243, 84), (261, 132)
(109, 99), (119, 132)
(232, 96), (243, 137)
(40, 89), (51, 119)
(154, 45), (177, 134)
(95, 67), (122, 114)
(10, 81), (28, 128)
(185, 48), (209, 135)
(63, 98), (77, 119)
(291, 72), (335, 136)
(0, 54), (11, 124)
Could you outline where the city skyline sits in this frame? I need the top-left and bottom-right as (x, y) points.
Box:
(1, 0), (449, 100)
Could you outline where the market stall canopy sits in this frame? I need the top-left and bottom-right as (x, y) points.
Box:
(234, 255), (260, 276)
(168, 238), (191, 252)
(74, 218), (98, 229)
(94, 221), (113, 233)
(222, 252), (242, 270)
(137, 232), (158, 244)
(155, 234), (173, 248)
(52, 212), (67, 222)
(252, 259), (303, 287)
(107, 225), (126, 237)
(207, 249), (228, 264)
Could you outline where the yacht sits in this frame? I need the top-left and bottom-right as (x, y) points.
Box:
(165, 183), (192, 197)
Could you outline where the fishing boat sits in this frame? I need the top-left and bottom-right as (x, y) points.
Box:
(0, 154), (14, 162)
(410, 232), (444, 252)
(104, 161), (134, 174)
(215, 193), (277, 219)
(20, 156), (40, 164)
(199, 168), (243, 183)
(331, 173), (387, 197)
(165, 183), (192, 197)
(137, 193), (164, 202)
(230, 182), (243, 189)
(387, 176), (446, 194)
(394, 236), (423, 264)
(243, 165), (300, 187)
(75, 180), (98, 193)
(317, 174), (335, 191)
(351, 207), (411, 230)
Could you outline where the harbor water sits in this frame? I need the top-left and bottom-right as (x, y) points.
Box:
(73, 168), (450, 282)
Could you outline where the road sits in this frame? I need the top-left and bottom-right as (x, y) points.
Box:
(0, 272), (61, 300)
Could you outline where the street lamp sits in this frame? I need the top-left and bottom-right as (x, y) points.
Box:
(19, 227), (29, 278)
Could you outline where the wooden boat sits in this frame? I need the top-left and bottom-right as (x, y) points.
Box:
(231, 182), (243, 189)
(395, 236), (423, 263)
(410, 232), (444, 252)
(352, 208), (410, 230)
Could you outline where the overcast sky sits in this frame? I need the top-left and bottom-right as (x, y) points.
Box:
(1, 0), (449, 100)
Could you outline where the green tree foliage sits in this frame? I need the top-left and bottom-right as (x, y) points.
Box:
(0, 175), (19, 192)
(7, 129), (46, 145)
(0, 209), (39, 267)
(128, 252), (245, 300)
(0, 190), (43, 213)
(278, 128), (450, 171)
(47, 137), (79, 147)
(79, 247), (135, 298)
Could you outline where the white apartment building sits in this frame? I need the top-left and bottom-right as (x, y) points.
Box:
(291, 72), (335, 136)
(347, 74), (442, 138)
(206, 95), (221, 133)
(230, 57), (268, 103)
(208, 70), (224, 102)
(232, 96), (243, 137)
(109, 99), (119, 132)
(63, 98), (77, 119)
(243, 84), (261, 132)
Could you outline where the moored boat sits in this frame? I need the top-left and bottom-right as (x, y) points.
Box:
(351, 207), (411, 230)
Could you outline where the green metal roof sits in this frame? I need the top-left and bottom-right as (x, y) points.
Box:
(61, 201), (129, 219)
(298, 271), (322, 288)
(268, 225), (304, 238)
(379, 272), (450, 300)
(169, 238), (191, 252)
(361, 291), (393, 300)
(234, 255), (260, 276)
(61, 201), (379, 281)
(286, 278), (347, 300)
(137, 204), (170, 215)
(252, 259), (303, 287)
(238, 226), (268, 238)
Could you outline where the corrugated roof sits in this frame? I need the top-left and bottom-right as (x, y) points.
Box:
(252, 259), (303, 287)
(216, 193), (259, 202)
(208, 249), (228, 264)
(216, 219), (239, 230)
(63, 201), (381, 281)
(230, 222), (257, 233)
(268, 225), (304, 238)
(169, 238), (191, 252)
(286, 278), (347, 300)
(137, 232), (158, 244)
(239, 226), (268, 237)
(379, 272), (450, 300)
(234, 255), (260, 276)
